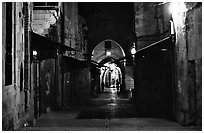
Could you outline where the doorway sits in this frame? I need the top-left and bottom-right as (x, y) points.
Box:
(91, 39), (125, 93)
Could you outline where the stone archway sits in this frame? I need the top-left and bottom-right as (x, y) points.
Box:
(92, 39), (126, 93)
(91, 39), (125, 63)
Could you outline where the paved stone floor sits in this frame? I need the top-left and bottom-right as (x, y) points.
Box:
(19, 88), (201, 131)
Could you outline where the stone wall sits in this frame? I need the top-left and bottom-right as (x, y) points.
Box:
(2, 2), (34, 130)
(133, 2), (202, 126)
(134, 2), (170, 49)
(64, 3), (78, 58)
(173, 2), (202, 126)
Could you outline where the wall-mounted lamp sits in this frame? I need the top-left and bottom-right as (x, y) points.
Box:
(170, 19), (175, 35)
(169, 3), (176, 36)
(131, 47), (137, 55)
(131, 42), (137, 91)
(33, 50), (37, 56)
(169, 2), (187, 16)
(168, 2), (175, 15)
(32, 50), (38, 62)
(131, 43), (137, 55)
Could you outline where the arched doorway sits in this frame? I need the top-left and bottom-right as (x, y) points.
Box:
(91, 39), (125, 63)
(91, 39), (126, 94)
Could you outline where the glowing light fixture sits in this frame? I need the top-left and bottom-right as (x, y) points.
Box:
(169, 2), (187, 15)
(106, 51), (111, 56)
(105, 41), (111, 56)
(131, 42), (137, 55)
(170, 20), (175, 35)
(33, 50), (37, 56)
(169, 2), (175, 15)
(168, 2), (187, 35)
(131, 47), (136, 55)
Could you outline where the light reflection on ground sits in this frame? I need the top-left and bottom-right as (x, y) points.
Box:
(108, 103), (117, 106)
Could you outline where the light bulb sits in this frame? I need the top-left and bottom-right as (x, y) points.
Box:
(33, 50), (37, 56)
(131, 47), (136, 55)
(106, 51), (111, 56)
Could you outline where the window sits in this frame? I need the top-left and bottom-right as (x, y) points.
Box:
(5, 2), (12, 85)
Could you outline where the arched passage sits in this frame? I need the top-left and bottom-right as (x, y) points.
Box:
(91, 39), (125, 63)
(91, 39), (126, 94)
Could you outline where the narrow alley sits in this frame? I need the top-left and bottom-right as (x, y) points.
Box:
(2, 2), (202, 131)
(20, 87), (200, 131)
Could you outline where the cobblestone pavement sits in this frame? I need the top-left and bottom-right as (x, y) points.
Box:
(19, 88), (202, 131)
(77, 88), (138, 119)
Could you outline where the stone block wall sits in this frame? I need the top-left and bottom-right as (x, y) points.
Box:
(63, 3), (87, 60)
(168, 2), (202, 126)
(134, 2), (171, 49)
(2, 2), (34, 130)
(64, 2), (78, 58)
(133, 2), (202, 126)
(177, 2), (202, 125)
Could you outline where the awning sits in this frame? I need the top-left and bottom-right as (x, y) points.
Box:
(85, 60), (100, 67)
(62, 56), (87, 70)
(31, 31), (76, 51)
(135, 35), (174, 56)
(113, 35), (174, 63)
(31, 32), (77, 60)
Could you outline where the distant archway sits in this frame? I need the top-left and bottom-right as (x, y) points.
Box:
(91, 39), (125, 63)
(92, 39), (125, 93)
